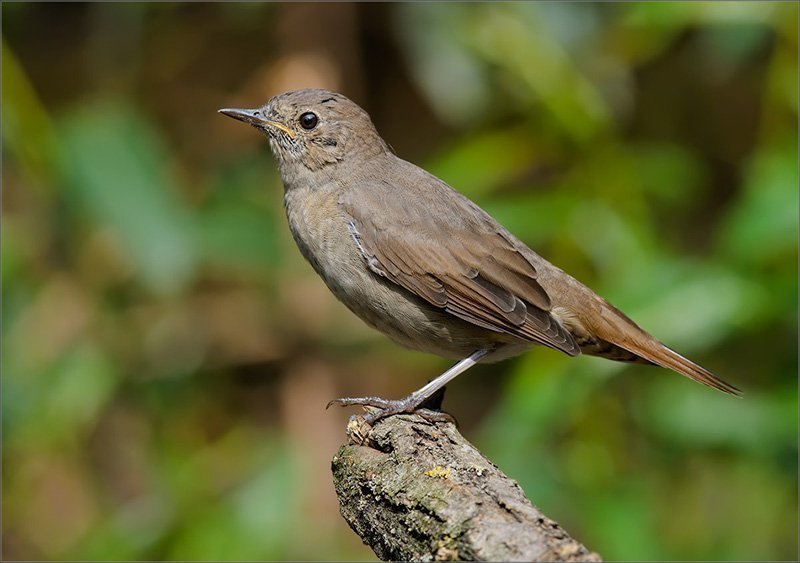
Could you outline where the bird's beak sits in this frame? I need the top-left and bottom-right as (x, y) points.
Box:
(218, 107), (295, 139)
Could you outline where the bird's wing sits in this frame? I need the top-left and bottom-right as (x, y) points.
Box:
(340, 173), (580, 356)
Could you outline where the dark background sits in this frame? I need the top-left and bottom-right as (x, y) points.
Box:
(3, 2), (797, 561)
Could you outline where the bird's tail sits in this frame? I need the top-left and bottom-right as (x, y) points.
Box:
(593, 304), (742, 396)
(622, 338), (742, 396)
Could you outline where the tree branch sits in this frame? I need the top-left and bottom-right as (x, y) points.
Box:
(331, 413), (602, 562)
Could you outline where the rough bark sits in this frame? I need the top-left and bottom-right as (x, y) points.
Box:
(331, 413), (602, 562)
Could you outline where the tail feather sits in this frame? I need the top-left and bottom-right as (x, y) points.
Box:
(591, 302), (742, 396)
(620, 339), (742, 397)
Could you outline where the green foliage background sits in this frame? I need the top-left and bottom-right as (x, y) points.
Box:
(3, 2), (797, 561)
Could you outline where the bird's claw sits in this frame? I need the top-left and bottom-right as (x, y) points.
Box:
(326, 396), (392, 410)
(327, 395), (457, 425)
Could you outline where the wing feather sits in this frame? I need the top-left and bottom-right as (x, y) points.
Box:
(340, 173), (580, 357)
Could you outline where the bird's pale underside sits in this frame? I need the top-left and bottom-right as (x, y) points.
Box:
(219, 89), (740, 423)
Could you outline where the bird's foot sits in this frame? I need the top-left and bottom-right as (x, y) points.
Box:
(326, 394), (455, 425)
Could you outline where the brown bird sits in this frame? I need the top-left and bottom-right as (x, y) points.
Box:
(219, 89), (740, 423)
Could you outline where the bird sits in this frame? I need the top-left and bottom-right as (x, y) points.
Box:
(219, 88), (740, 423)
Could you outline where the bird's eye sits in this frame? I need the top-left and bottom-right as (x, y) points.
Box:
(299, 112), (318, 130)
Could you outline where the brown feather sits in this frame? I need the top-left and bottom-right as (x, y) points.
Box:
(615, 336), (742, 396)
(590, 300), (742, 395)
(340, 173), (579, 357)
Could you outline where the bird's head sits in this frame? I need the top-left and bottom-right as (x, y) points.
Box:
(220, 89), (388, 177)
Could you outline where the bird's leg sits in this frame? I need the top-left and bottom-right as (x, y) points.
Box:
(327, 349), (489, 424)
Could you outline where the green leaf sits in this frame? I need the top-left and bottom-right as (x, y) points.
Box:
(58, 102), (197, 295)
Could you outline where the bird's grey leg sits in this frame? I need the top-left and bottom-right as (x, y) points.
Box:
(327, 349), (490, 424)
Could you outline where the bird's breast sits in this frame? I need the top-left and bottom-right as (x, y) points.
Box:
(284, 186), (360, 283)
(282, 185), (512, 359)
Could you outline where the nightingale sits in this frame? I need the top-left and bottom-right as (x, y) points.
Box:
(220, 89), (740, 423)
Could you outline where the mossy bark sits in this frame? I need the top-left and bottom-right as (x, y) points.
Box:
(331, 414), (602, 562)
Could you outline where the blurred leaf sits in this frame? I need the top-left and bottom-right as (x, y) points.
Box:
(718, 135), (799, 268)
(394, 3), (491, 125)
(630, 142), (708, 205)
(640, 380), (797, 454)
(467, 3), (613, 141)
(1, 218), (27, 318)
(699, 23), (774, 66)
(583, 486), (662, 560)
(631, 264), (770, 348)
(167, 440), (300, 560)
(58, 102), (197, 295)
(196, 200), (281, 272)
(425, 127), (547, 198)
(1, 40), (58, 188)
(623, 1), (780, 28)
(197, 160), (284, 272)
(5, 342), (119, 446)
(480, 191), (576, 245)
